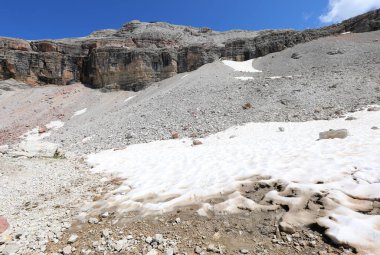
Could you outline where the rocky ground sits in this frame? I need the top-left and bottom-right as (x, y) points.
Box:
(0, 156), (118, 254)
(1, 153), (356, 255)
(46, 203), (351, 255)
(0, 31), (379, 255)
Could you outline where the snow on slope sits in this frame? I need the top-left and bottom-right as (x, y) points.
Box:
(235, 77), (254, 81)
(222, 59), (262, 73)
(17, 120), (64, 157)
(87, 107), (380, 254)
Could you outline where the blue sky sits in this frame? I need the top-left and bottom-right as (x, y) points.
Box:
(0, 0), (379, 40)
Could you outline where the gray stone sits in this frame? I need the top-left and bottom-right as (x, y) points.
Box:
(80, 249), (92, 255)
(164, 247), (174, 255)
(101, 211), (109, 218)
(195, 246), (203, 254)
(192, 140), (203, 146)
(153, 234), (164, 244)
(62, 245), (72, 255)
(279, 221), (296, 234)
(145, 236), (153, 244)
(367, 106), (380, 112)
(291, 53), (301, 59)
(88, 217), (99, 224)
(112, 241), (123, 252)
(101, 229), (110, 239)
(0, 145), (9, 154)
(207, 244), (220, 253)
(67, 234), (78, 244)
(327, 49), (344, 55)
(319, 129), (348, 140)
(147, 249), (158, 255)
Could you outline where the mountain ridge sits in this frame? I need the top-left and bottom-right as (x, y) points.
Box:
(0, 8), (379, 90)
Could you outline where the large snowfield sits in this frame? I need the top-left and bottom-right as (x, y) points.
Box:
(88, 107), (380, 254)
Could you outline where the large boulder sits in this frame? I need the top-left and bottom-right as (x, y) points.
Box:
(319, 129), (349, 140)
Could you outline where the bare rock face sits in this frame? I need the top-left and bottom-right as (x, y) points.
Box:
(0, 9), (379, 90)
(82, 48), (178, 91)
(0, 39), (84, 85)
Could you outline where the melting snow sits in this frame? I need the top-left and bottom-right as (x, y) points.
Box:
(87, 107), (380, 254)
(222, 59), (262, 73)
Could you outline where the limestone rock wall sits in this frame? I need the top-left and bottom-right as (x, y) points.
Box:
(82, 48), (178, 91)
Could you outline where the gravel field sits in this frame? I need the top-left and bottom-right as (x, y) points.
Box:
(0, 156), (116, 254)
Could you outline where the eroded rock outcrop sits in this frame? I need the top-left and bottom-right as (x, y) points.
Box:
(0, 9), (379, 90)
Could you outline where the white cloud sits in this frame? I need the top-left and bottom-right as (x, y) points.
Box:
(320, 0), (380, 23)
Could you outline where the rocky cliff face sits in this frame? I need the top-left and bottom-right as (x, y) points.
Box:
(0, 9), (379, 90)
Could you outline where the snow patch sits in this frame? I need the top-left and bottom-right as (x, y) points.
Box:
(222, 59), (262, 73)
(22, 120), (65, 141)
(265, 75), (302, 80)
(235, 77), (254, 81)
(46, 120), (65, 130)
(88, 107), (380, 254)
(72, 108), (87, 117)
(267, 76), (283, 80)
(16, 120), (64, 157)
(124, 96), (136, 103)
(181, 74), (189, 79)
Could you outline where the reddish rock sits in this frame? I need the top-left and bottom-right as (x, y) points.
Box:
(193, 140), (203, 146)
(38, 126), (47, 134)
(171, 131), (179, 139)
(0, 216), (9, 234)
